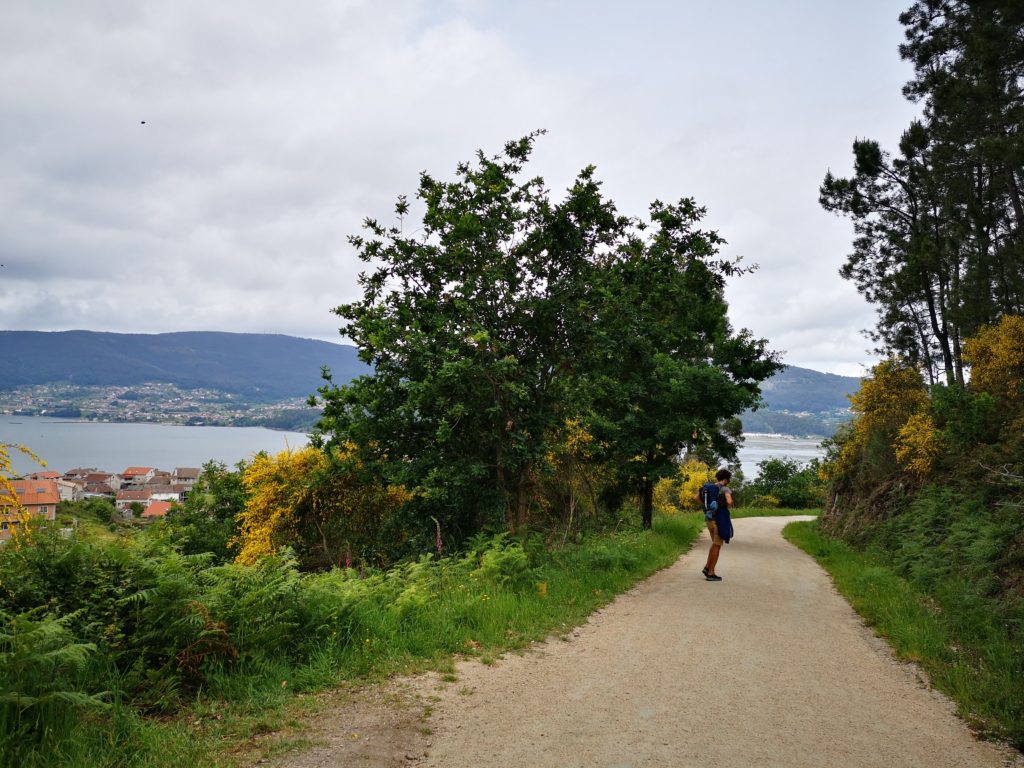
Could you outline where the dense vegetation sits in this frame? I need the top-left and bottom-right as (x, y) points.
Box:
(1, 136), (779, 765)
(0, 498), (702, 767)
(0, 331), (368, 400)
(817, 2), (1024, 747)
(821, 0), (1024, 386)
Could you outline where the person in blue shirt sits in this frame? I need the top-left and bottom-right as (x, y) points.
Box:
(697, 469), (733, 582)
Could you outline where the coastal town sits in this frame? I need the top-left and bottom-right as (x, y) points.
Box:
(0, 465), (200, 540)
(0, 381), (314, 429)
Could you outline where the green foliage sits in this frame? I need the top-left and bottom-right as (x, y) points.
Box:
(314, 134), (778, 538)
(471, 535), (538, 590)
(785, 519), (1024, 748)
(56, 497), (116, 525)
(821, 5), (1024, 385)
(0, 508), (702, 765)
(161, 460), (246, 563)
(0, 610), (104, 759)
(746, 458), (825, 509)
(812, 322), (1024, 746)
(930, 384), (1000, 446)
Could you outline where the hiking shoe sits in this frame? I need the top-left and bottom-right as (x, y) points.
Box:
(702, 566), (709, 577)
(705, 574), (723, 582)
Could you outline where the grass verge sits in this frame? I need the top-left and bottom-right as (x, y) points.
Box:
(2, 514), (704, 767)
(784, 518), (1024, 749)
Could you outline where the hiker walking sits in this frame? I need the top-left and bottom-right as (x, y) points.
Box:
(698, 469), (734, 582)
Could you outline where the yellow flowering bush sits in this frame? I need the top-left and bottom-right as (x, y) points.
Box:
(0, 442), (45, 549)
(895, 411), (941, 477)
(652, 477), (680, 515)
(675, 459), (715, 510)
(831, 359), (930, 479)
(540, 417), (612, 528)
(234, 444), (411, 568)
(963, 315), (1024, 404)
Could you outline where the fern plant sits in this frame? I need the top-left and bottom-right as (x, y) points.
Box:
(0, 609), (106, 760)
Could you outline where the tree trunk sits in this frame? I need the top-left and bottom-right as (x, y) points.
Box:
(641, 477), (653, 531)
(922, 277), (955, 385)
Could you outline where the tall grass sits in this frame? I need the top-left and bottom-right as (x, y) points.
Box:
(1, 514), (701, 766)
(784, 519), (1024, 749)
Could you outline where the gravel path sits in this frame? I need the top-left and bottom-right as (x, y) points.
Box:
(271, 516), (1022, 768)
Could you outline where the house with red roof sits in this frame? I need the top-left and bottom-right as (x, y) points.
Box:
(1, 479), (60, 540)
(141, 500), (175, 520)
(122, 467), (156, 486)
(28, 471), (61, 481)
(115, 488), (152, 513)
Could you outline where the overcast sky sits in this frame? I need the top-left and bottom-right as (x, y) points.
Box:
(0, 0), (920, 376)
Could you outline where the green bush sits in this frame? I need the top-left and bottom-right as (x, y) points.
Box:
(746, 458), (824, 509)
(0, 513), (703, 765)
(472, 537), (538, 589)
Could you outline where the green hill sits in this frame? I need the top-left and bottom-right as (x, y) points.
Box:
(0, 331), (367, 401)
(743, 365), (861, 437)
(0, 333), (861, 436)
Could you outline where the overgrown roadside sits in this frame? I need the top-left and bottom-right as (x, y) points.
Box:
(784, 518), (1024, 749)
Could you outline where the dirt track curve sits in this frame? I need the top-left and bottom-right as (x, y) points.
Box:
(269, 516), (1022, 768)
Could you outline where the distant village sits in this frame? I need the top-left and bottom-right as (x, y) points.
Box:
(0, 381), (314, 429)
(0, 465), (199, 540)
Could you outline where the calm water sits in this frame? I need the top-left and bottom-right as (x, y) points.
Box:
(2, 416), (822, 479)
(1, 416), (309, 475)
(737, 434), (825, 478)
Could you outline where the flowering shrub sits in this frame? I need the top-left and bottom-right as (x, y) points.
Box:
(233, 444), (411, 569)
(964, 314), (1024, 404)
(895, 411), (941, 477)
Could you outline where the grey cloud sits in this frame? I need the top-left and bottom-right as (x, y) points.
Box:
(1, 0), (916, 374)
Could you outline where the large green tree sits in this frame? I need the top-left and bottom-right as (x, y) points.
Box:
(315, 135), (777, 536)
(582, 199), (779, 528)
(315, 134), (622, 537)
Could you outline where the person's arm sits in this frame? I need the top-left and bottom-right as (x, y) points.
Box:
(723, 489), (733, 507)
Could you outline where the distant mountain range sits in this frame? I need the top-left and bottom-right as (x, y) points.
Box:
(0, 330), (368, 401)
(0, 330), (861, 435)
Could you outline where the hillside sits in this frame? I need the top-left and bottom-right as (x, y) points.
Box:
(743, 365), (861, 437)
(0, 333), (861, 435)
(0, 331), (367, 400)
(758, 365), (860, 413)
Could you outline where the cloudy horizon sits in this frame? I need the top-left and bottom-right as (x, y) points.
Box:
(1, 0), (920, 376)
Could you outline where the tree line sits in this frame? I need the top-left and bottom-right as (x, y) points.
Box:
(820, 0), (1024, 386)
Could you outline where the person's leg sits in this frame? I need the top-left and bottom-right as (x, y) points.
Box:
(706, 543), (721, 576)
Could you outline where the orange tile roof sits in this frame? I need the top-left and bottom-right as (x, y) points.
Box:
(1, 480), (61, 507)
(142, 500), (174, 519)
(123, 467), (154, 476)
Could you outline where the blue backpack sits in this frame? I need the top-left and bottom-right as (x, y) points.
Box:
(699, 482), (719, 521)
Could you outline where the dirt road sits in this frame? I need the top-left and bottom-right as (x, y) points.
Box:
(273, 516), (1022, 768)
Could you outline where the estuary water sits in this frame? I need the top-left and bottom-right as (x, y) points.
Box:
(2, 416), (824, 479)
(736, 433), (826, 479)
(1, 416), (309, 475)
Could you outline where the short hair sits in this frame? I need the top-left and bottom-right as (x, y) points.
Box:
(716, 468), (732, 482)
